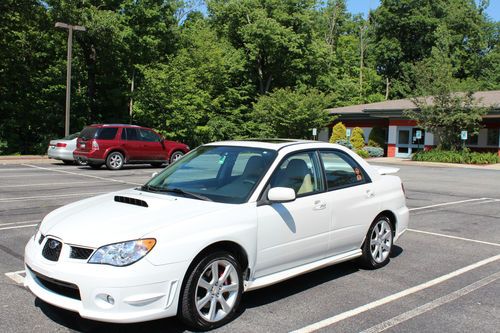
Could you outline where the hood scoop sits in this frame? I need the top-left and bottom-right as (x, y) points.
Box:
(114, 196), (148, 208)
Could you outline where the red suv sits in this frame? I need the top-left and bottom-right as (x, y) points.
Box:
(73, 124), (190, 170)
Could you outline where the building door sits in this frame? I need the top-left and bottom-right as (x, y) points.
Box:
(396, 127), (424, 158)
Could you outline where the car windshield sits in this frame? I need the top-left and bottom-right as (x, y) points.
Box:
(143, 146), (277, 204)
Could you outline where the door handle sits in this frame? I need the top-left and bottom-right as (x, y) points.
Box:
(314, 200), (326, 210)
(366, 189), (375, 198)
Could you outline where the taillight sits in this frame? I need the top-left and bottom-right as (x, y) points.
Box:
(56, 143), (67, 148)
(92, 140), (99, 150)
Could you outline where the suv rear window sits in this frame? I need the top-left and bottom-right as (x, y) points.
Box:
(79, 127), (98, 140)
(96, 128), (118, 140)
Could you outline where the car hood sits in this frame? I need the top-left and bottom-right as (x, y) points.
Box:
(40, 188), (230, 248)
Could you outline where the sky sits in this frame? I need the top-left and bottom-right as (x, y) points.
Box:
(346, 0), (500, 21)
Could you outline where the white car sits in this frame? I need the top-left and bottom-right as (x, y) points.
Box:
(47, 132), (86, 165)
(25, 140), (409, 330)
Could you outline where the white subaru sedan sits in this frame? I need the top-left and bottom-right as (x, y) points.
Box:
(25, 140), (409, 330)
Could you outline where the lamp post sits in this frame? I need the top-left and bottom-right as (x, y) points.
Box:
(55, 22), (86, 137)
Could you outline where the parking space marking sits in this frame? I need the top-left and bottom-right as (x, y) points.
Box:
(408, 229), (500, 247)
(1, 180), (108, 188)
(0, 220), (39, 226)
(0, 191), (108, 203)
(22, 164), (142, 186)
(359, 270), (500, 333)
(291, 253), (500, 333)
(5, 270), (26, 284)
(408, 198), (489, 212)
(0, 224), (37, 231)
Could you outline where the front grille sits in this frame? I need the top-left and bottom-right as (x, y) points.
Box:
(114, 195), (148, 207)
(28, 266), (81, 300)
(70, 246), (93, 260)
(42, 238), (62, 261)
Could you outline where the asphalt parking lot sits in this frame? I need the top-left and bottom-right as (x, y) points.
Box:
(0, 161), (499, 332)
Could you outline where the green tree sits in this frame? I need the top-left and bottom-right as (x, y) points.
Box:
(329, 122), (346, 143)
(252, 88), (333, 139)
(350, 127), (365, 149)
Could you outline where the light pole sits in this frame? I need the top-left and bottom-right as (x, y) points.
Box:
(55, 22), (86, 137)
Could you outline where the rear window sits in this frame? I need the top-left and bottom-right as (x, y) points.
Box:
(96, 128), (118, 140)
(79, 127), (98, 140)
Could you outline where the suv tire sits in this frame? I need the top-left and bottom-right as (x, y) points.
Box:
(106, 152), (124, 170)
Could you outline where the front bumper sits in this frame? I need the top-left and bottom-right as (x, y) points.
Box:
(24, 236), (188, 323)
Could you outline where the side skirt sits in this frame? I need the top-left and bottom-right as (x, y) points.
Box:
(244, 249), (362, 292)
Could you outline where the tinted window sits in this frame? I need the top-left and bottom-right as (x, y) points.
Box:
(96, 128), (118, 140)
(79, 127), (97, 140)
(487, 128), (499, 146)
(139, 129), (160, 142)
(320, 150), (368, 190)
(63, 132), (80, 140)
(124, 128), (139, 141)
(270, 151), (324, 196)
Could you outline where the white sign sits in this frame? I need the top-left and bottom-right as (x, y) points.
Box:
(461, 131), (468, 140)
(346, 129), (351, 137)
(312, 128), (317, 136)
(415, 130), (422, 140)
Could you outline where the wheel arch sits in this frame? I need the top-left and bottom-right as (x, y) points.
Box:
(378, 210), (397, 237)
(105, 148), (127, 161)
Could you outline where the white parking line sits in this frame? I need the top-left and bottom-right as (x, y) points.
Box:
(0, 220), (39, 226)
(291, 254), (500, 333)
(1, 180), (109, 188)
(408, 229), (500, 247)
(5, 270), (26, 284)
(408, 198), (489, 212)
(22, 164), (142, 186)
(0, 224), (37, 231)
(0, 191), (108, 202)
(359, 271), (500, 333)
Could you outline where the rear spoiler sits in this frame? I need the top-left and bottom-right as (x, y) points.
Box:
(371, 165), (400, 175)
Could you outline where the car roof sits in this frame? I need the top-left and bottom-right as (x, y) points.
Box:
(88, 124), (142, 128)
(205, 139), (329, 150)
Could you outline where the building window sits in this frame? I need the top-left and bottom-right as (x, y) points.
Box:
(487, 128), (500, 146)
(466, 133), (478, 145)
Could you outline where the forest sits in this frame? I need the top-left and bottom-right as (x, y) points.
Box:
(0, 0), (498, 154)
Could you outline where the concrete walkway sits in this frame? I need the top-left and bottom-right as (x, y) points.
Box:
(368, 157), (500, 170)
(0, 155), (54, 165)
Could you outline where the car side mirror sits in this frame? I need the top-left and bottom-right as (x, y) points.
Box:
(267, 187), (296, 203)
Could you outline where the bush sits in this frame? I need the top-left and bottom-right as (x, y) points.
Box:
(412, 149), (499, 164)
(363, 146), (384, 157)
(334, 139), (353, 149)
(329, 122), (346, 143)
(355, 149), (370, 158)
(368, 127), (386, 147)
(350, 127), (365, 150)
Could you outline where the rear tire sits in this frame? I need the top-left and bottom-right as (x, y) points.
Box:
(106, 152), (124, 170)
(179, 251), (243, 330)
(170, 151), (184, 164)
(75, 157), (87, 166)
(359, 215), (393, 269)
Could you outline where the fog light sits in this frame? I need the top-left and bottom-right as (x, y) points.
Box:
(95, 293), (116, 309)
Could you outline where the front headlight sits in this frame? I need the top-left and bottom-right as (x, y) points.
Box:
(88, 239), (156, 267)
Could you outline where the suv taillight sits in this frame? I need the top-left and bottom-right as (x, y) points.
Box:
(92, 140), (99, 150)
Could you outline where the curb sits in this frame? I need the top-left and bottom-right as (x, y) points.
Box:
(368, 157), (500, 171)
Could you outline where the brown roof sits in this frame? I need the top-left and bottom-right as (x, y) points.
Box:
(326, 90), (500, 115)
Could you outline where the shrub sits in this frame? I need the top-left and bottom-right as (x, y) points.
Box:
(412, 150), (499, 164)
(363, 146), (384, 157)
(329, 122), (346, 143)
(350, 127), (365, 150)
(368, 127), (386, 147)
(335, 139), (353, 149)
(355, 149), (370, 158)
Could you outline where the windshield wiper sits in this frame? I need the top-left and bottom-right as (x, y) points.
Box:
(162, 187), (213, 202)
(140, 184), (163, 192)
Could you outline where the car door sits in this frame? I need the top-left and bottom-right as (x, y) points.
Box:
(138, 128), (165, 161)
(121, 128), (142, 161)
(253, 151), (332, 278)
(319, 150), (381, 255)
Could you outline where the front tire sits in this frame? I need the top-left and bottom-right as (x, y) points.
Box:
(106, 152), (124, 170)
(360, 215), (393, 269)
(179, 251), (243, 330)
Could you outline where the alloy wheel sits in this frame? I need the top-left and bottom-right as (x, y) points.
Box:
(370, 219), (392, 263)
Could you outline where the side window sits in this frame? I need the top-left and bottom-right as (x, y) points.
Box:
(96, 128), (118, 140)
(270, 151), (323, 196)
(320, 150), (368, 190)
(139, 129), (161, 142)
(124, 128), (139, 141)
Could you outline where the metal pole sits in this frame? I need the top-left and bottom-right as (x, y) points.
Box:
(65, 27), (73, 137)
